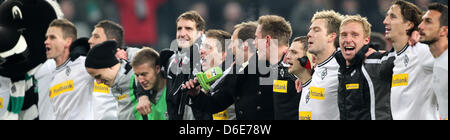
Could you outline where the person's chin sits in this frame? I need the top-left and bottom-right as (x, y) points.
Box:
(344, 55), (355, 62)
(288, 67), (298, 74)
(177, 41), (191, 48)
(288, 69), (294, 74)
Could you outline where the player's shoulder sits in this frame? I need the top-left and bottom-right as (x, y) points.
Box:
(411, 43), (435, 61)
(410, 43), (431, 53)
(35, 59), (56, 79)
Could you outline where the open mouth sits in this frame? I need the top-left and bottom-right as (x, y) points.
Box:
(46, 46), (51, 53)
(385, 28), (391, 34)
(343, 46), (356, 57)
(287, 62), (293, 68)
(419, 32), (426, 36)
(282, 60), (293, 68)
(344, 47), (356, 51)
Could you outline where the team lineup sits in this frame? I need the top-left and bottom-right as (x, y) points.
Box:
(0, 0), (447, 120)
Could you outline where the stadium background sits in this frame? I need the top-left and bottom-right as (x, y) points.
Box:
(1, 0), (447, 52)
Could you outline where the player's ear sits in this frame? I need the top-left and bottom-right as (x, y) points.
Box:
(439, 26), (448, 38)
(156, 65), (161, 73)
(266, 35), (272, 48)
(328, 32), (337, 43)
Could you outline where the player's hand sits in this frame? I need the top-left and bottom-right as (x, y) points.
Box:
(137, 96), (152, 115)
(182, 78), (201, 96)
(365, 48), (376, 59)
(409, 30), (420, 46)
(295, 79), (302, 93)
(115, 48), (128, 61)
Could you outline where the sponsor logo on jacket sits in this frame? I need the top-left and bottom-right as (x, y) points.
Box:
(273, 80), (288, 93)
(310, 87), (325, 100)
(213, 110), (229, 120)
(392, 74), (409, 87)
(299, 111), (312, 120)
(346, 83), (359, 90)
(50, 80), (74, 98)
(0, 97), (3, 109)
(93, 82), (110, 94)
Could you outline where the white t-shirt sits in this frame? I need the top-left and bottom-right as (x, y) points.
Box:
(298, 79), (312, 120)
(433, 49), (448, 120)
(0, 76), (11, 119)
(49, 57), (94, 120)
(35, 59), (57, 120)
(308, 53), (340, 120)
(391, 43), (439, 120)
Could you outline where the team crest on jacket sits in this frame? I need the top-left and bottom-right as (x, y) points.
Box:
(321, 68), (328, 80)
(114, 86), (123, 94)
(11, 85), (16, 93)
(306, 89), (311, 103)
(66, 67), (71, 76)
(404, 55), (409, 67)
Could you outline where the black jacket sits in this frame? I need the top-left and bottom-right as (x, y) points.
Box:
(335, 45), (395, 120)
(336, 46), (372, 120)
(189, 55), (275, 120)
(273, 56), (301, 120)
(363, 48), (395, 120)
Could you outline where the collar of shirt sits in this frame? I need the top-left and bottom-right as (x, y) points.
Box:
(55, 59), (71, 71)
(317, 51), (338, 68)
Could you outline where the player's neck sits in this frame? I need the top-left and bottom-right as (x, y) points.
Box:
(153, 76), (166, 93)
(54, 50), (70, 67)
(296, 69), (312, 85)
(392, 35), (409, 52)
(316, 44), (336, 65)
(110, 63), (122, 86)
(429, 38), (448, 58)
(244, 51), (254, 63)
(278, 45), (289, 62)
(268, 45), (289, 65)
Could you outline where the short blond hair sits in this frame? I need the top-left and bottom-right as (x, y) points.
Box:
(258, 15), (293, 46)
(341, 15), (372, 38)
(131, 47), (160, 67)
(311, 10), (343, 35)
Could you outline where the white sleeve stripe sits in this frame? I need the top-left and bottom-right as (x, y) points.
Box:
(365, 59), (381, 64)
(361, 66), (376, 120)
(167, 55), (176, 70)
(365, 52), (396, 64)
(210, 66), (233, 89)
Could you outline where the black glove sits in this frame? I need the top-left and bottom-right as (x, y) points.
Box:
(159, 49), (174, 67)
(69, 37), (90, 61)
(351, 45), (369, 66)
(159, 49), (174, 78)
